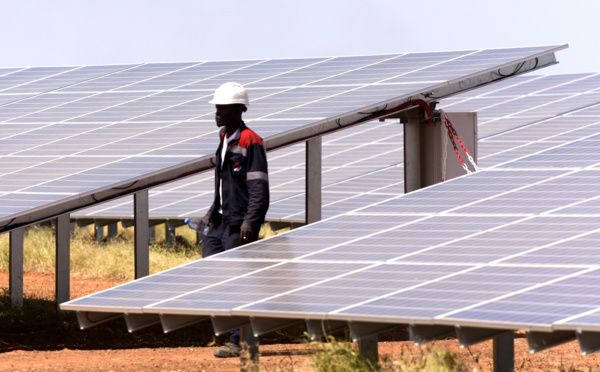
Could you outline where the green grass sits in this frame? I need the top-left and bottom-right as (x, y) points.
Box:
(308, 335), (382, 371)
(390, 346), (469, 372)
(0, 221), (285, 280)
(306, 334), (469, 372)
(0, 223), (202, 280)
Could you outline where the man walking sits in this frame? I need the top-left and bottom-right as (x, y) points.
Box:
(201, 82), (269, 357)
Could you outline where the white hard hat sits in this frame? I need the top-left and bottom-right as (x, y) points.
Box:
(209, 82), (250, 106)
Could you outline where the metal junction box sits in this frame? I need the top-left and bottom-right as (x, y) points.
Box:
(404, 111), (477, 193)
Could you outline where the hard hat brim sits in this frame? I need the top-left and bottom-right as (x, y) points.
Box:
(208, 99), (249, 106)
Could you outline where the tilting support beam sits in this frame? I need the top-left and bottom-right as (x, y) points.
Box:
(527, 330), (576, 353)
(74, 218), (95, 228)
(55, 213), (70, 308)
(211, 316), (250, 336)
(306, 136), (322, 224)
(348, 321), (398, 341)
(108, 222), (119, 239)
(76, 311), (123, 329)
(305, 319), (347, 341)
(93, 219), (121, 242)
(456, 326), (510, 347)
(121, 220), (134, 229)
(95, 224), (104, 242)
(165, 220), (176, 245)
(250, 317), (303, 337)
(164, 219), (186, 245)
(9, 228), (24, 308)
(134, 190), (149, 278)
(159, 314), (208, 333)
(576, 331), (600, 355)
(124, 313), (161, 332)
(409, 324), (455, 345)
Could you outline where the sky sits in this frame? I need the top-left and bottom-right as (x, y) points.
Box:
(0, 0), (597, 74)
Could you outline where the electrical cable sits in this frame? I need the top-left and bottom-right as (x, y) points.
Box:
(0, 218), (16, 229)
(358, 105), (388, 117)
(111, 180), (139, 190)
(269, 99), (434, 152)
(496, 57), (538, 78)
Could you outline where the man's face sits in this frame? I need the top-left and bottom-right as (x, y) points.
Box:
(215, 104), (241, 128)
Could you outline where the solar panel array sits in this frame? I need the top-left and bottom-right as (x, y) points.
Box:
(62, 69), (600, 354)
(73, 71), (600, 223)
(0, 45), (563, 232)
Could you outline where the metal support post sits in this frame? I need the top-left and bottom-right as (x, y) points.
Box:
(165, 220), (176, 245)
(134, 190), (149, 279)
(240, 324), (259, 372)
(9, 228), (24, 308)
(55, 213), (70, 308)
(108, 222), (119, 239)
(403, 112), (422, 193)
(358, 335), (379, 366)
(493, 332), (514, 372)
(94, 223), (104, 242)
(306, 136), (322, 224)
(149, 226), (156, 242)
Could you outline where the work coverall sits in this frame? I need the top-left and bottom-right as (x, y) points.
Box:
(203, 120), (269, 254)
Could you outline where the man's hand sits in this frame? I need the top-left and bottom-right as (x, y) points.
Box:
(201, 215), (211, 226)
(240, 221), (253, 245)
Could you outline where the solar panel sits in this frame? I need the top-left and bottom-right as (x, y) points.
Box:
(2, 46), (564, 232)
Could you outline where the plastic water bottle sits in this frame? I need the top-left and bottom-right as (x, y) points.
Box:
(184, 218), (209, 235)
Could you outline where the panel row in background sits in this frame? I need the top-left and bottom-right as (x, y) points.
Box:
(72, 72), (600, 225)
(74, 119), (405, 222)
(0, 47), (553, 98)
(0, 46), (562, 226)
(440, 71), (600, 137)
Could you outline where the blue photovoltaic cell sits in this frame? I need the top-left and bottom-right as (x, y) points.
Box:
(305, 215), (521, 262)
(501, 230), (600, 266)
(359, 169), (569, 215)
(117, 61), (261, 91)
(63, 259), (275, 310)
(336, 266), (583, 320)
(317, 51), (471, 86)
(148, 262), (368, 312)
(498, 134), (600, 169)
(442, 269), (600, 326)
(2, 65), (136, 94)
(404, 216), (600, 265)
(58, 63), (199, 92)
(0, 67), (76, 91)
(238, 263), (473, 315)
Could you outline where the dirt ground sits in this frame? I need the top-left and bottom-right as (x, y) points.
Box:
(1, 271), (600, 371)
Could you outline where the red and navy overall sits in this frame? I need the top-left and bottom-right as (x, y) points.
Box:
(204, 121), (269, 257)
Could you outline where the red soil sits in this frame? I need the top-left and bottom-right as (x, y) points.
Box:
(1, 271), (599, 371)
